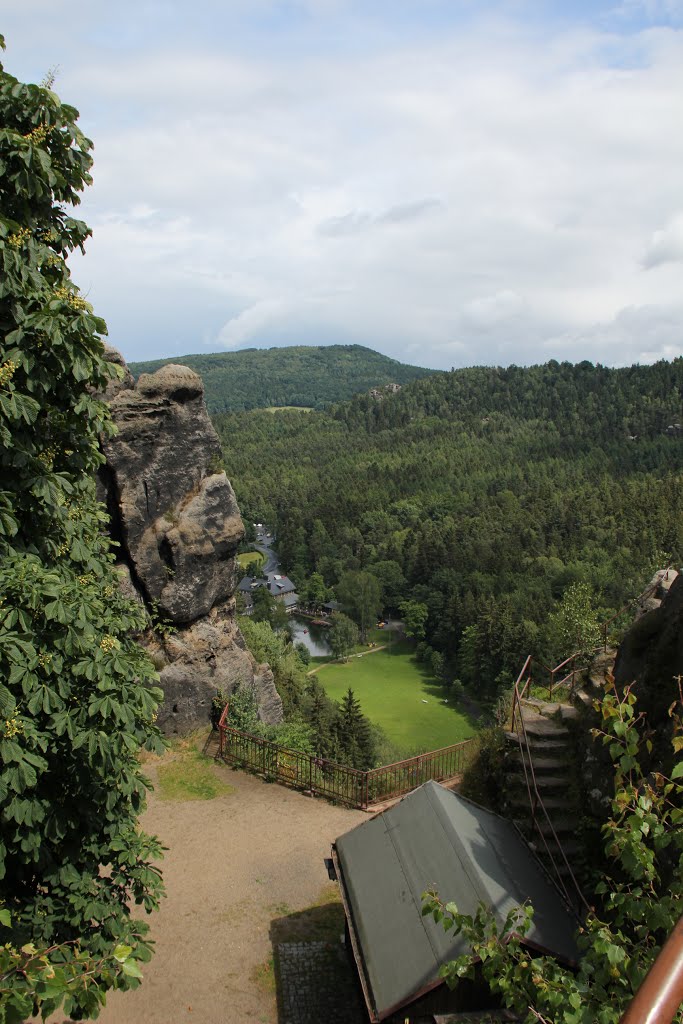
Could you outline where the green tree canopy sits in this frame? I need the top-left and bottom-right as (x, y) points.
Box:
(399, 599), (429, 641)
(336, 570), (382, 641)
(329, 612), (359, 661)
(0, 42), (165, 1020)
(251, 585), (275, 622)
(334, 688), (377, 771)
(543, 581), (602, 664)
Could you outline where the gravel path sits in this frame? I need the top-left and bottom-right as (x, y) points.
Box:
(94, 758), (367, 1024)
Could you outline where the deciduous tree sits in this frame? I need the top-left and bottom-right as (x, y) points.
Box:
(424, 685), (683, 1024)
(0, 41), (165, 1020)
(329, 612), (359, 661)
(336, 570), (382, 641)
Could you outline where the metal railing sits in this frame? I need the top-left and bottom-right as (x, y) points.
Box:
(510, 659), (590, 914)
(509, 570), (680, 934)
(217, 702), (475, 810)
(516, 569), (676, 704)
(620, 914), (683, 1024)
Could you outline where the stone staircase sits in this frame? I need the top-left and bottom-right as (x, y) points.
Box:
(504, 697), (584, 905)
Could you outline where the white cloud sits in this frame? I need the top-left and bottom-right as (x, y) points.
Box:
(544, 303), (683, 365)
(4, 4), (683, 366)
(643, 213), (683, 268)
(218, 299), (294, 349)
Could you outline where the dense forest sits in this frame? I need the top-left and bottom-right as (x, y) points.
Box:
(129, 343), (435, 412)
(215, 359), (683, 702)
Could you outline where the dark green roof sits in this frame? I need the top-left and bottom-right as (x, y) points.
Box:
(333, 781), (579, 1022)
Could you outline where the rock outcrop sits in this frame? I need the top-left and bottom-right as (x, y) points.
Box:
(614, 569), (682, 729)
(99, 348), (283, 735)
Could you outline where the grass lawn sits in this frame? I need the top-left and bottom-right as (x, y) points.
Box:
(316, 638), (478, 756)
(237, 549), (265, 571)
(155, 739), (235, 801)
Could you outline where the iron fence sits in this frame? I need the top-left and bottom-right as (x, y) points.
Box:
(217, 703), (475, 810)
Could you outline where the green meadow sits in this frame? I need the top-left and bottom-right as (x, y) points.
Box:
(237, 550), (265, 571)
(315, 638), (477, 756)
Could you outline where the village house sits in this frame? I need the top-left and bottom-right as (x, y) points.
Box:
(236, 573), (299, 615)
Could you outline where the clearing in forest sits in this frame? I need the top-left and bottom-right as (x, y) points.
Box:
(315, 639), (478, 755)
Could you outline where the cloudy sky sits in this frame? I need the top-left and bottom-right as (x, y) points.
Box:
(4, 1), (683, 369)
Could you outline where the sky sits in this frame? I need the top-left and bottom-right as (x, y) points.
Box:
(3, 0), (683, 370)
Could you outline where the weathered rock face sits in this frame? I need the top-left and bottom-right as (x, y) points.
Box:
(147, 602), (280, 735)
(100, 350), (283, 735)
(102, 363), (243, 622)
(101, 343), (135, 401)
(614, 570), (683, 729)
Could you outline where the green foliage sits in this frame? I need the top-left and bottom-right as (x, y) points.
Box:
(423, 686), (683, 1023)
(328, 612), (359, 661)
(0, 45), (165, 1019)
(458, 727), (508, 812)
(315, 640), (476, 755)
(237, 619), (379, 768)
(251, 585), (275, 622)
(399, 599), (429, 640)
(227, 684), (260, 733)
(543, 581), (602, 664)
(156, 745), (234, 802)
(336, 570), (382, 641)
(129, 344), (434, 413)
(334, 688), (378, 770)
(294, 642), (311, 666)
(302, 571), (327, 610)
(0, 909), (145, 1024)
(210, 688), (228, 729)
(238, 617), (307, 713)
(269, 717), (316, 755)
(215, 358), (682, 697)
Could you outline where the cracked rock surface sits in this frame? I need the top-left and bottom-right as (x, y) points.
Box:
(99, 350), (283, 734)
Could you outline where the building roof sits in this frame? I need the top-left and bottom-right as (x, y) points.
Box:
(265, 573), (296, 596)
(333, 781), (580, 1023)
(237, 576), (266, 593)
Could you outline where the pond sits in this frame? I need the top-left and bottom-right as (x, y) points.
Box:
(288, 615), (332, 657)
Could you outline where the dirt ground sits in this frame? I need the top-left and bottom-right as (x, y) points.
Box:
(44, 751), (366, 1024)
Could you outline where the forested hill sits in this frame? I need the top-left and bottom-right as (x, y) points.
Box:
(214, 358), (683, 700)
(128, 344), (436, 412)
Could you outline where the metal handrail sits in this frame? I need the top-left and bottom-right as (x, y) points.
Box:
(620, 915), (683, 1024)
(510, 664), (590, 914)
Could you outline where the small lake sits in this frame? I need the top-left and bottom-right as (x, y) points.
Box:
(289, 615), (332, 657)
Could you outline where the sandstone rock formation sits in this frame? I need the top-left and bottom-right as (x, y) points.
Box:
(614, 569), (682, 729)
(99, 348), (283, 735)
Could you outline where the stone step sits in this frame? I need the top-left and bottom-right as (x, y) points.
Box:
(532, 837), (583, 865)
(507, 791), (568, 812)
(504, 732), (570, 753)
(519, 715), (570, 740)
(532, 815), (577, 836)
(507, 773), (568, 791)
(508, 751), (568, 773)
(521, 696), (563, 714)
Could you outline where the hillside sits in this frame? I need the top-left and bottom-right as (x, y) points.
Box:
(214, 358), (683, 700)
(128, 344), (436, 413)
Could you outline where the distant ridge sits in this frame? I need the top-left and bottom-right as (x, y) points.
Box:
(128, 344), (437, 413)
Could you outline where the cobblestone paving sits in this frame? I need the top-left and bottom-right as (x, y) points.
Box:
(276, 941), (367, 1024)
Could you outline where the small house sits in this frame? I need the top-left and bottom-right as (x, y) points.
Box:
(331, 781), (579, 1022)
